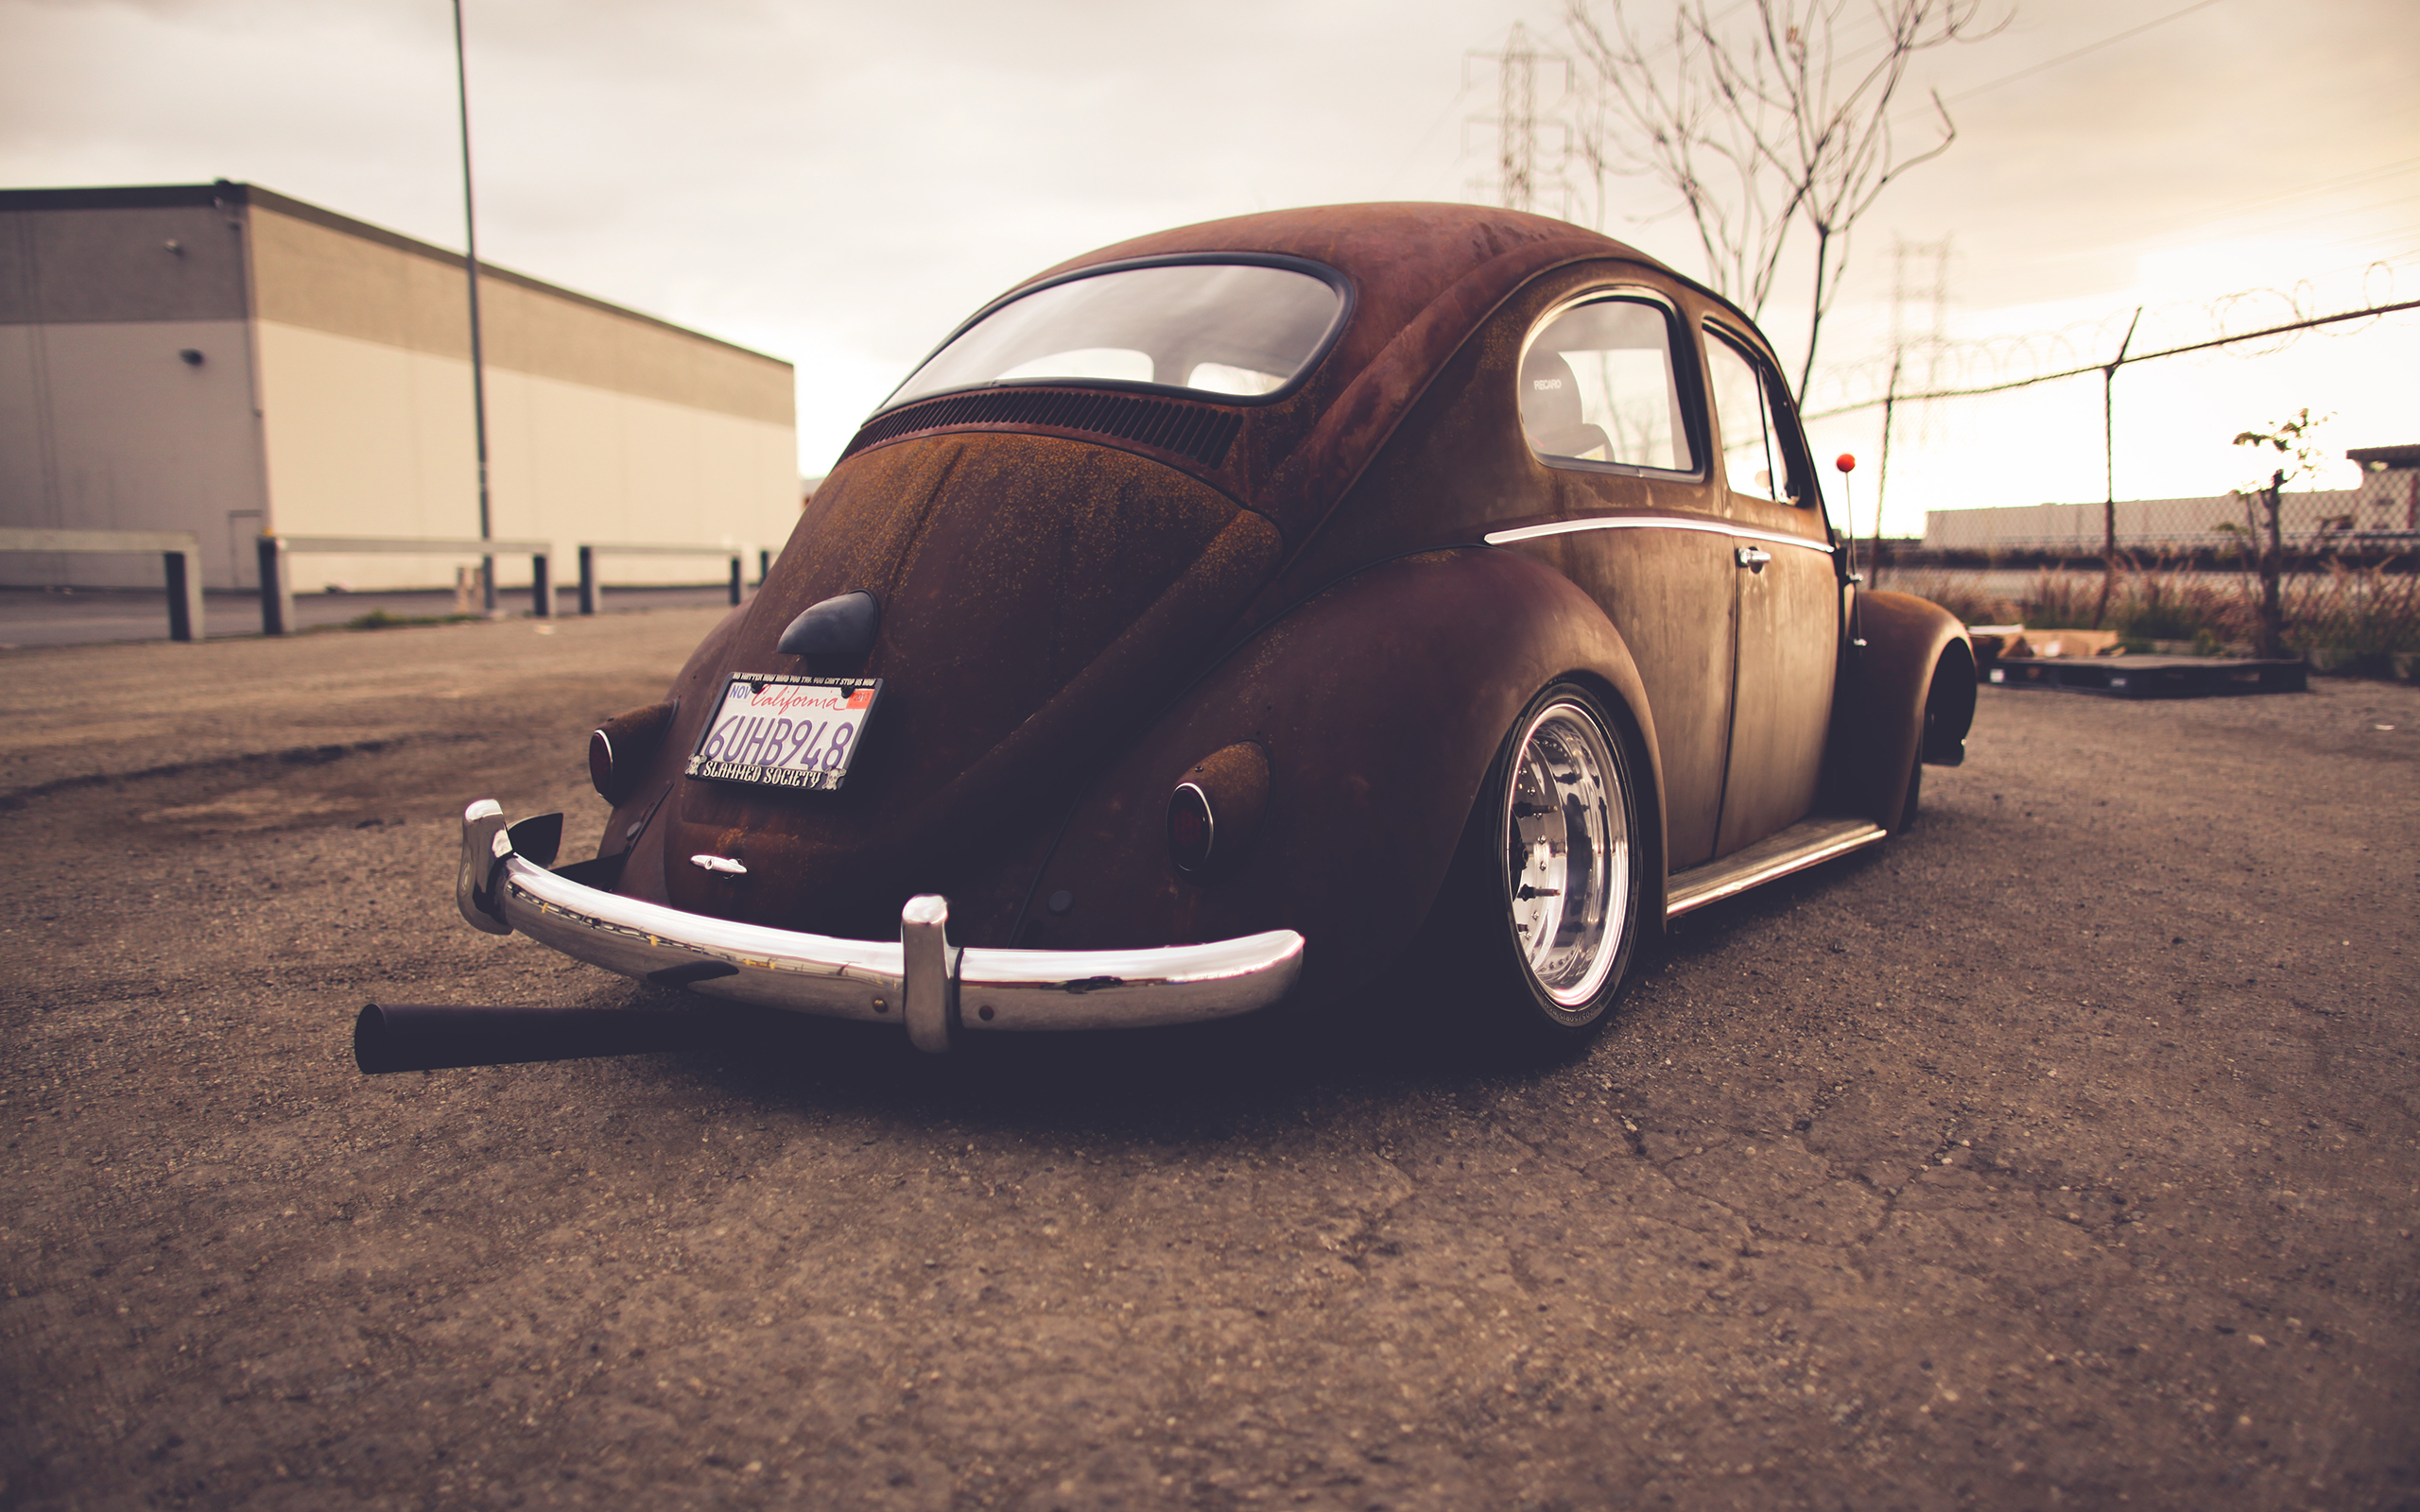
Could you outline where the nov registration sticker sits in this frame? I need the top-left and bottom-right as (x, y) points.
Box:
(686, 673), (884, 791)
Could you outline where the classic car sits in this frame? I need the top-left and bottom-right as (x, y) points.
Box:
(369, 202), (1974, 1071)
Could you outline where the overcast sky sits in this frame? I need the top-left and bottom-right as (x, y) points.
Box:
(5, 0), (2414, 531)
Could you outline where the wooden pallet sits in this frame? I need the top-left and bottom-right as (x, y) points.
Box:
(1986, 654), (2307, 698)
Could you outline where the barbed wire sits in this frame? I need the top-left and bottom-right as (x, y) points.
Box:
(1803, 255), (2420, 419)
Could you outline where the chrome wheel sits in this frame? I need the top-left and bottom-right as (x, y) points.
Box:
(1500, 696), (1631, 1016)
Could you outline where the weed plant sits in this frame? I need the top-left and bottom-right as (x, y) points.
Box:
(1884, 559), (2420, 673)
(2281, 563), (2420, 669)
(2016, 572), (2106, 631)
(339, 609), (480, 631)
(1876, 571), (2000, 626)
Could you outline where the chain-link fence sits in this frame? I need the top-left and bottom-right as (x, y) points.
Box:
(1872, 557), (2420, 677)
(1801, 279), (2420, 566)
(1789, 271), (2420, 671)
(1921, 475), (2417, 557)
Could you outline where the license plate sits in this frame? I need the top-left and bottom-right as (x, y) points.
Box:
(685, 673), (884, 791)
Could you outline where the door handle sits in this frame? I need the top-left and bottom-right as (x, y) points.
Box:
(1735, 546), (1772, 573)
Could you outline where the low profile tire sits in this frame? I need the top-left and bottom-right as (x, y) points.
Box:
(1429, 682), (1648, 1056)
(1902, 649), (1970, 833)
(1899, 669), (1948, 833)
(1897, 745), (1924, 833)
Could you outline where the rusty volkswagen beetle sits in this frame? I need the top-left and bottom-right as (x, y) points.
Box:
(421, 203), (1972, 1063)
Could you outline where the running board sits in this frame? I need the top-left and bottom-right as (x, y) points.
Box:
(1665, 816), (1889, 919)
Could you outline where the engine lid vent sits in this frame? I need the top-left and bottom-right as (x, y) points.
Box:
(842, 388), (1242, 469)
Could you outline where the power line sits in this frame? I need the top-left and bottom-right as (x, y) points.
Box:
(1381, 77), (1473, 198)
(1925, 0), (2230, 112)
(2145, 154), (2418, 226)
(1916, 178), (2410, 284)
(1805, 294), (2420, 418)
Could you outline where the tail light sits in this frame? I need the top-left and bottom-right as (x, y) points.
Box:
(589, 700), (678, 803)
(1167, 783), (1216, 874)
(1166, 741), (1270, 879)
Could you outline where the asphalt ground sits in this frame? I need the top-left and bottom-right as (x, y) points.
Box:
(2, 609), (2415, 1512)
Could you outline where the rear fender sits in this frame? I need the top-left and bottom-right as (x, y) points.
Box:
(1827, 590), (1975, 828)
(1019, 547), (1668, 1008)
(594, 600), (752, 894)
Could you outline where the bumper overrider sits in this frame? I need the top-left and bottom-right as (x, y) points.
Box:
(455, 800), (1305, 1053)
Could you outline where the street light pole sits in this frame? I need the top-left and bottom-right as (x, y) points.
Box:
(452, 0), (496, 614)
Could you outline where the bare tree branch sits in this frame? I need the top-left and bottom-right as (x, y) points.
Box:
(1565, 0), (2003, 404)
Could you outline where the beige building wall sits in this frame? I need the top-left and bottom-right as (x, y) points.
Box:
(484, 363), (796, 586)
(3, 185), (797, 593)
(244, 199), (795, 592)
(1923, 490), (2369, 552)
(2352, 465), (2417, 531)
(0, 318), (268, 589)
(257, 319), (794, 591)
(2, 197), (270, 589)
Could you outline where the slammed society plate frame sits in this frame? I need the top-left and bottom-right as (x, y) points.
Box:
(684, 672), (884, 792)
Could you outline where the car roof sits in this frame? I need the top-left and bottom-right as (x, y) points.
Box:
(1022, 204), (1715, 536)
(856, 205), (1755, 542)
(1028, 202), (1677, 312)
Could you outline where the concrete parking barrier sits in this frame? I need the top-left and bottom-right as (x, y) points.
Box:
(575, 542), (757, 615)
(0, 527), (206, 642)
(257, 535), (553, 635)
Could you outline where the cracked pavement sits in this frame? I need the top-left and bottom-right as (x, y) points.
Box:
(1, 609), (2415, 1510)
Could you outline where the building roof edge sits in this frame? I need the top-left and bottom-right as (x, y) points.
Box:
(2346, 444), (2420, 470)
(0, 180), (792, 370)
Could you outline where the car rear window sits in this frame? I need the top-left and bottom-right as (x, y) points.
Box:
(881, 263), (1343, 410)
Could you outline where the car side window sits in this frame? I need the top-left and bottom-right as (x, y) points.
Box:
(1703, 324), (1820, 507)
(1704, 328), (1806, 507)
(1520, 297), (1694, 472)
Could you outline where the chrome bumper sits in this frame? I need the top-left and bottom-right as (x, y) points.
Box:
(455, 800), (1305, 1053)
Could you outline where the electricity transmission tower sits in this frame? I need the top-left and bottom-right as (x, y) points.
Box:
(1876, 236), (1952, 537)
(1891, 237), (1953, 435)
(1468, 23), (1571, 215)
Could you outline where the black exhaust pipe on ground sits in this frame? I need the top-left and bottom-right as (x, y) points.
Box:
(353, 1002), (729, 1074)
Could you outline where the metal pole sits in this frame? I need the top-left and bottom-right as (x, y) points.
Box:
(1873, 352), (1901, 583)
(2093, 306), (2143, 627)
(453, 0), (496, 615)
(257, 535), (291, 636)
(164, 549), (202, 643)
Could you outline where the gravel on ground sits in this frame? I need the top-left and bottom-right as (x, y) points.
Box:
(2, 613), (2414, 1511)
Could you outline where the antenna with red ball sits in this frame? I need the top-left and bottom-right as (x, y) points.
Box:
(1834, 453), (1858, 580)
(1835, 453), (1866, 648)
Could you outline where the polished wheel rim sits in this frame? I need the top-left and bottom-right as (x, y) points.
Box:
(1501, 699), (1628, 1010)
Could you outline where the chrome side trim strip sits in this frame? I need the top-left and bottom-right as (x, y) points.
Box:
(1484, 514), (1835, 554)
(458, 802), (1305, 1048)
(1664, 816), (1888, 918)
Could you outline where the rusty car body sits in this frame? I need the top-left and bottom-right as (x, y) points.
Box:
(424, 202), (1973, 1062)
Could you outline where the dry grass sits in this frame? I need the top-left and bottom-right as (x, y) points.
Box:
(1881, 561), (2420, 670)
(2282, 562), (2420, 667)
(1876, 571), (2003, 626)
